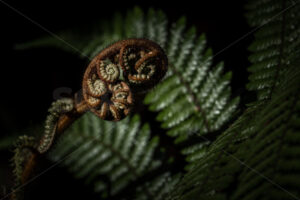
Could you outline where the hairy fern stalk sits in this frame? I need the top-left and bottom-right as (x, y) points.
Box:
(15, 0), (300, 199)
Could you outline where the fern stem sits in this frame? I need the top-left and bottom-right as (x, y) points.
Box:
(56, 96), (89, 135)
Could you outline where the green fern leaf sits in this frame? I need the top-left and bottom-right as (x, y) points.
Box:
(49, 112), (176, 199)
(166, 0), (300, 197)
(245, 0), (300, 102)
(168, 65), (300, 199)
(144, 25), (239, 144)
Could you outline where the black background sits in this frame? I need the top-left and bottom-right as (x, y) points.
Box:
(0, 0), (252, 199)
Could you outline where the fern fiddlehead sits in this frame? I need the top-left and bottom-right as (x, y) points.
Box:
(12, 38), (168, 200)
(82, 38), (168, 121)
(40, 38), (168, 151)
(83, 60), (133, 121)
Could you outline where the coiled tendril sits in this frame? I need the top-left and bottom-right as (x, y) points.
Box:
(83, 38), (168, 121)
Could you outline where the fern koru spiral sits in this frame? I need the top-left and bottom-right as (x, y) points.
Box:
(12, 39), (167, 198)
(82, 38), (168, 121)
(39, 38), (168, 153)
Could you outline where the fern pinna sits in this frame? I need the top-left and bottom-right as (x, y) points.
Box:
(49, 113), (179, 199)
(168, 63), (300, 200)
(246, 0), (299, 102)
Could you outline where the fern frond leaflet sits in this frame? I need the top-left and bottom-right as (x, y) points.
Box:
(268, 0), (288, 100)
(169, 64), (211, 132)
